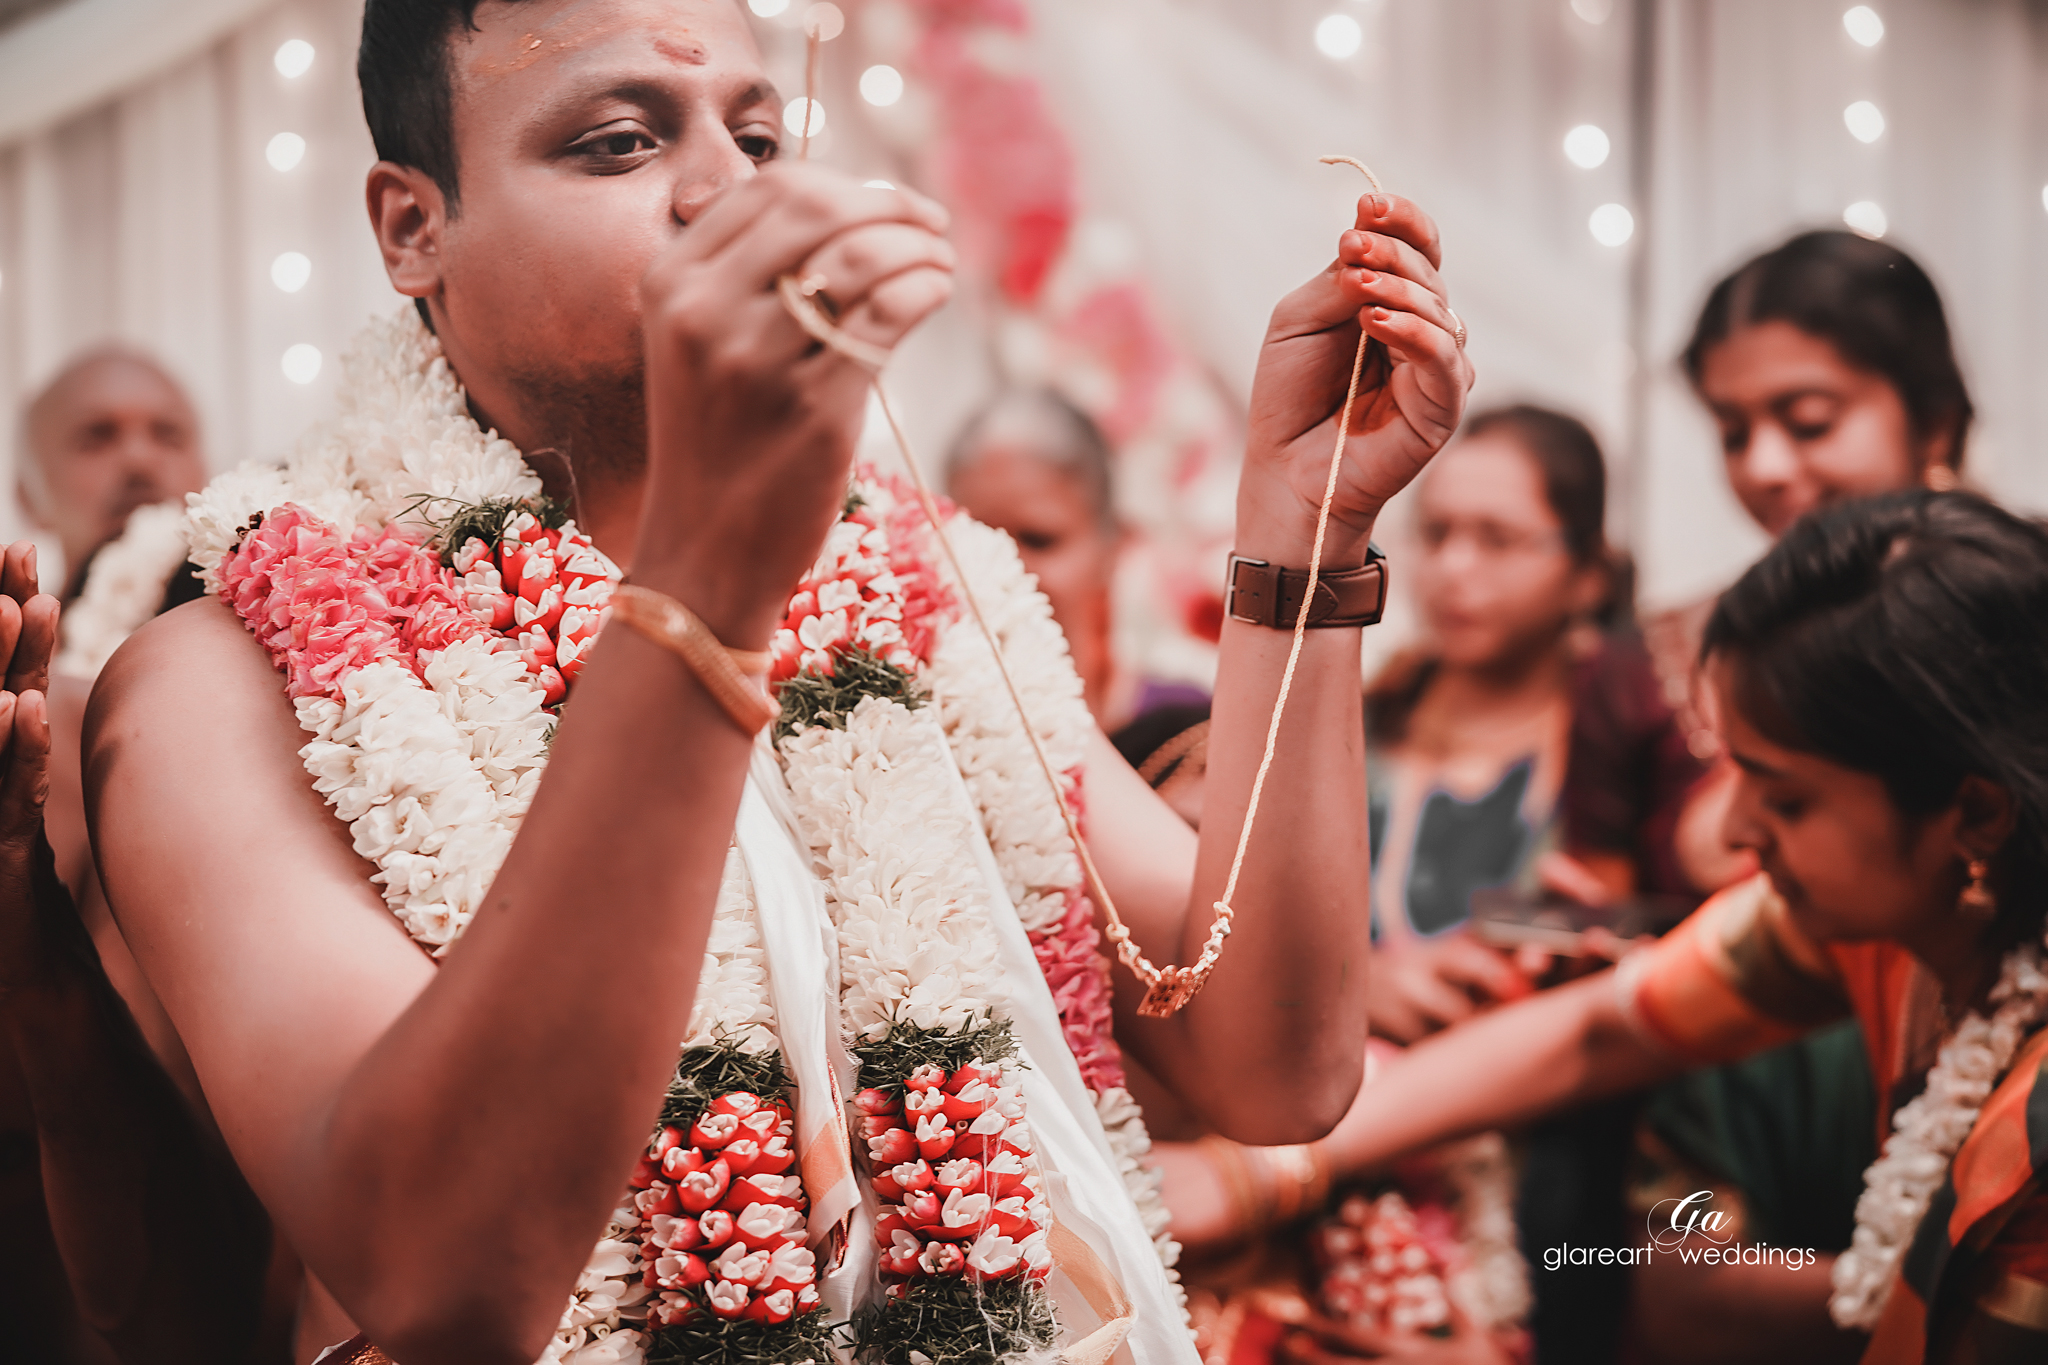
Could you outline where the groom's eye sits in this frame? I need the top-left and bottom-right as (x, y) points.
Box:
(570, 124), (659, 167)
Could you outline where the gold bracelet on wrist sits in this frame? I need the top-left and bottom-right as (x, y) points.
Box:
(1256, 1141), (1333, 1225)
(607, 585), (780, 736)
(1199, 1135), (1269, 1234)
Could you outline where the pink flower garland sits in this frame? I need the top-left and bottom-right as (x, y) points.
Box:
(1028, 777), (1126, 1096)
(770, 473), (952, 684)
(219, 503), (612, 707)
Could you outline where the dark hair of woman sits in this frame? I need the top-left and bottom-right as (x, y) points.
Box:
(1459, 405), (1608, 562)
(1704, 490), (2048, 936)
(1436, 403), (1634, 632)
(1682, 230), (1974, 470)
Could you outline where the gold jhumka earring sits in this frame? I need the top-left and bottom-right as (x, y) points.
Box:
(1959, 858), (1997, 919)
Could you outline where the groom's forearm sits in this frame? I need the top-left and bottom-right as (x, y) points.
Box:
(1173, 612), (1372, 1143)
(308, 601), (763, 1360)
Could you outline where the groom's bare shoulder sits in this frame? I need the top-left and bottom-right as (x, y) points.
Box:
(89, 593), (280, 729)
(82, 593), (434, 1202)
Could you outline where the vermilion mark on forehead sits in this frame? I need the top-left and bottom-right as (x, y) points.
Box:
(653, 36), (709, 64)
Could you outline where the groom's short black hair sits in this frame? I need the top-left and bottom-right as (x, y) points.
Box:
(358, 0), (534, 211)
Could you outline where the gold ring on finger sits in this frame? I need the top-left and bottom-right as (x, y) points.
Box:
(1446, 308), (1466, 351)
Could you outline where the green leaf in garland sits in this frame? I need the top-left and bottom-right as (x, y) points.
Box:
(853, 1274), (1056, 1365)
(772, 646), (927, 742)
(851, 1019), (1019, 1103)
(646, 1298), (841, 1365)
(656, 1042), (793, 1139)
(402, 492), (572, 566)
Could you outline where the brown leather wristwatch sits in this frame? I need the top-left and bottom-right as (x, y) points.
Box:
(1224, 545), (1389, 629)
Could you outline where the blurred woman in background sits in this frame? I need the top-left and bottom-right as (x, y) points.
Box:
(1614, 230), (1980, 1364)
(1152, 406), (1706, 1365)
(1363, 405), (1701, 1042)
(1652, 228), (1976, 882)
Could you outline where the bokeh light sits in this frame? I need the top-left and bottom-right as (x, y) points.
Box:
(1571, 0), (1615, 23)
(274, 39), (314, 79)
(784, 98), (826, 138)
(1844, 100), (1885, 143)
(266, 132), (306, 171)
(803, 3), (844, 40)
(1589, 203), (1634, 247)
(1563, 124), (1610, 169)
(281, 344), (322, 384)
(1314, 15), (1363, 60)
(1843, 201), (1888, 238)
(748, 0), (789, 16)
(1843, 7), (1884, 47)
(860, 65), (904, 107)
(271, 252), (311, 293)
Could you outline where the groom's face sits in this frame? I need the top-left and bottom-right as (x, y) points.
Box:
(436, 0), (783, 396)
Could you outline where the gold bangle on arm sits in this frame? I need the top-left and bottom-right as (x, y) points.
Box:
(1199, 1135), (1271, 1235)
(607, 584), (780, 736)
(1199, 1136), (1333, 1237)
(1254, 1141), (1334, 1225)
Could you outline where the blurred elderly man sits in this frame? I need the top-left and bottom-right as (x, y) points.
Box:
(17, 347), (208, 601)
(3, 351), (280, 1364)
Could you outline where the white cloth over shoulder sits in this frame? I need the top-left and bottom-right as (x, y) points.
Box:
(936, 743), (1199, 1365)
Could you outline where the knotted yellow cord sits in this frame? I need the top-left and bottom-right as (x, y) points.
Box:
(776, 155), (1384, 1015)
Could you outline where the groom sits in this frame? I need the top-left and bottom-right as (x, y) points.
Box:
(85, 0), (1471, 1360)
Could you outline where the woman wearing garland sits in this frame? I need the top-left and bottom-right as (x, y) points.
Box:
(1312, 489), (2048, 1363)
(80, 2), (1473, 1363)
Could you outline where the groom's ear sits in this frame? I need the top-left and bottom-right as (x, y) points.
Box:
(366, 161), (449, 301)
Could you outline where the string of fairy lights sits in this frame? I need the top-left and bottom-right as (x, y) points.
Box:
(265, 37), (322, 387)
(237, 4), (2041, 396)
(1308, 1), (1912, 249)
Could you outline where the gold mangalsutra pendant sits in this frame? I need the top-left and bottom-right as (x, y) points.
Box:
(1138, 966), (1206, 1018)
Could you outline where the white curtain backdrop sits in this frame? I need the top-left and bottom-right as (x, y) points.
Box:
(2, 0), (2044, 609)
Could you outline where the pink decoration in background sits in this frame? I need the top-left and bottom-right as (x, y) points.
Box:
(905, 0), (1241, 659)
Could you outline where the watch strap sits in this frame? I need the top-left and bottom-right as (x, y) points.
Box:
(1225, 546), (1389, 629)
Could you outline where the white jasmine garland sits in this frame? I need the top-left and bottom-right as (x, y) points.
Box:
(926, 514), (1187, 1299)
(1432, 1134), (1531, 1332)
(56, 500), (193, 678)
(1829, 936), (2048, 1329)
(779, 694), (1008, 1042)
(1096, 1087), (1183, 1293)
(927, 514), (1092, 938)
(193, 309), (1189, 1362)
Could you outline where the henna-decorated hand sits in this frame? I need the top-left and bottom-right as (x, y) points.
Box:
(0, 542), (65, 994)
(1238, 187), (1474, 564)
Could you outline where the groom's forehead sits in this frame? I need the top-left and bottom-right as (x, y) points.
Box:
(455, 0), (759, 97)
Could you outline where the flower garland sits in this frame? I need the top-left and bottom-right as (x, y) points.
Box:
(1829, 929), (2048, 1329)
(55, 499), (193, 678)
(774, 480), (1062, 1364)
(1309, 1133), (1528, 1342)
(188, 310), (1187, 1364)
(1314, 1190), (1453, 1335)
(926, 514), (1184, 1302)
